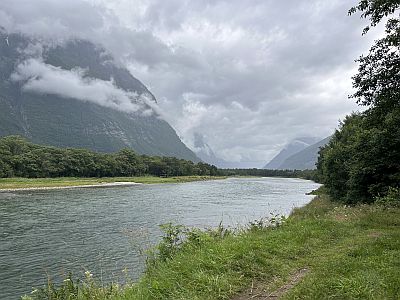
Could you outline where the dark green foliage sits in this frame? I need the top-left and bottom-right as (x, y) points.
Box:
(221, 168), (318, 181)
(348, 0), (400, 34)
(0, 136), (219, 178)
(317, 93), (400, 205)
(317, 113), (400, 203)
(375, 187), (400, 207)
(156, 223), (187, 261)
(317, 1), (400, 203)
(0, 136), (315, 180)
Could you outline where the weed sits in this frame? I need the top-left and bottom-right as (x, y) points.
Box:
(375, 187), (400, 208)
(22, 194), (400, 300)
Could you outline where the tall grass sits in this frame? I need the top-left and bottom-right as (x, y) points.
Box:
(23, 194), (400, 299)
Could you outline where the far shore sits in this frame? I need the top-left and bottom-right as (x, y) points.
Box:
(0, 176), (227, 192)
(0, 181), (142, 192)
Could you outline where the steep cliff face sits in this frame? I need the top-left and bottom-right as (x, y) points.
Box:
(0, 31), (199, 161)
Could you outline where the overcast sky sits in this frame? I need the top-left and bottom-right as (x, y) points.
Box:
(0, 0), (382, 167)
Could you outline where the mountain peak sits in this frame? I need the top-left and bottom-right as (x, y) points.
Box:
(263, 137), (320, 169)
(264, 136), (330, 170)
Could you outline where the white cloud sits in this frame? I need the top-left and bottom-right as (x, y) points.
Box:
(11, 58), (153, 114)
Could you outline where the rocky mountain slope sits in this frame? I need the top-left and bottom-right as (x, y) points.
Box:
(263, 137), (320, 169)
(0, 31), (199, 161)
(278, 136), (330, 170)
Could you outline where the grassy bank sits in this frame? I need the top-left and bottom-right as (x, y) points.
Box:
(24, 194), (400, 299)
(0, 176), (227, 190)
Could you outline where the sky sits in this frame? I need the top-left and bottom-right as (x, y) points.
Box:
(0, 0), (382, 167)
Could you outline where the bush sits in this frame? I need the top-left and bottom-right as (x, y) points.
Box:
(375, 187), (400, 208)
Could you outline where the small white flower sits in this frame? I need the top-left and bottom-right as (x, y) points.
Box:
(84, 270), (93, 278)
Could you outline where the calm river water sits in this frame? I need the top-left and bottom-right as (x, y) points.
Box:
(0, 177), (320, 299)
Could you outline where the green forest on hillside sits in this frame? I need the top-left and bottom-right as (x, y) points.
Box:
(0, 136), (219, 178)
(221, 168), (316, 180)
(0, 136), (318, 181)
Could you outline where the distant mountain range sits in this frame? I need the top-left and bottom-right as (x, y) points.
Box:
(264, 137), (320, 169)
(193, 133), (330, 170)
(192, 132), (243, 168)
(0, 30), (199, 161)
(193, 132), (222, 166)
(264, 136), (330, 170)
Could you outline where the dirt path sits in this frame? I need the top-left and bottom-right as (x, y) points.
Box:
(232, 268), (309, 300)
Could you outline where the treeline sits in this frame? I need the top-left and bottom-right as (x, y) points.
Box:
(0, 136), (220, 178)
(220, 168), (317, 181)
(316, 1), (400, 204)
(0, 135), (321, 181)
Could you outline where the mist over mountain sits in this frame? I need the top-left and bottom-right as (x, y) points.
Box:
(263, 137), (330, 170)
(279, 136), (331, 170)
(193, 132), (220, 165)
(263, 137), (320, 169)
(195, 133), (327, 170)
(192, 132), (242, 168)
(0, 30), (199, 161)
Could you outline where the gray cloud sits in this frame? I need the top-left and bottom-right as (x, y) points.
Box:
(0, 0), (104, 38)
(11, 58), (156, 114)
(0, 0), (383, 166)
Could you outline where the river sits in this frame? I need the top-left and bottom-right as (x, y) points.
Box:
(0, 177), (320, 299)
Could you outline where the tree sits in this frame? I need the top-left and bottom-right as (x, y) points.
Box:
(0, 135), (219, 179)
(115, 149), (146, 176)
(317, 1), (400, 203)
(349, 0), (400, 109)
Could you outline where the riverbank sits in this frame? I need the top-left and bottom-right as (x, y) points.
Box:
(0, 176), (227, 191)
(24, 192), (400, 299)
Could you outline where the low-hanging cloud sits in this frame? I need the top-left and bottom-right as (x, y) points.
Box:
(11, 58), (154, 114)
(0, 0), (385, 166)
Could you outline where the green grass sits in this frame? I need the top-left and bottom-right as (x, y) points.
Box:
(0, 176), (227, 189)
(24, 194), (400, 299)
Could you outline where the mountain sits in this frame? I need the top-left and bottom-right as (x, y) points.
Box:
(263, 137), (320, 169)
(0, 31), (199, 161)
(278, 136), (331, 170)
(192, 132), (239, 168)
(193, 132), (221, 166)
